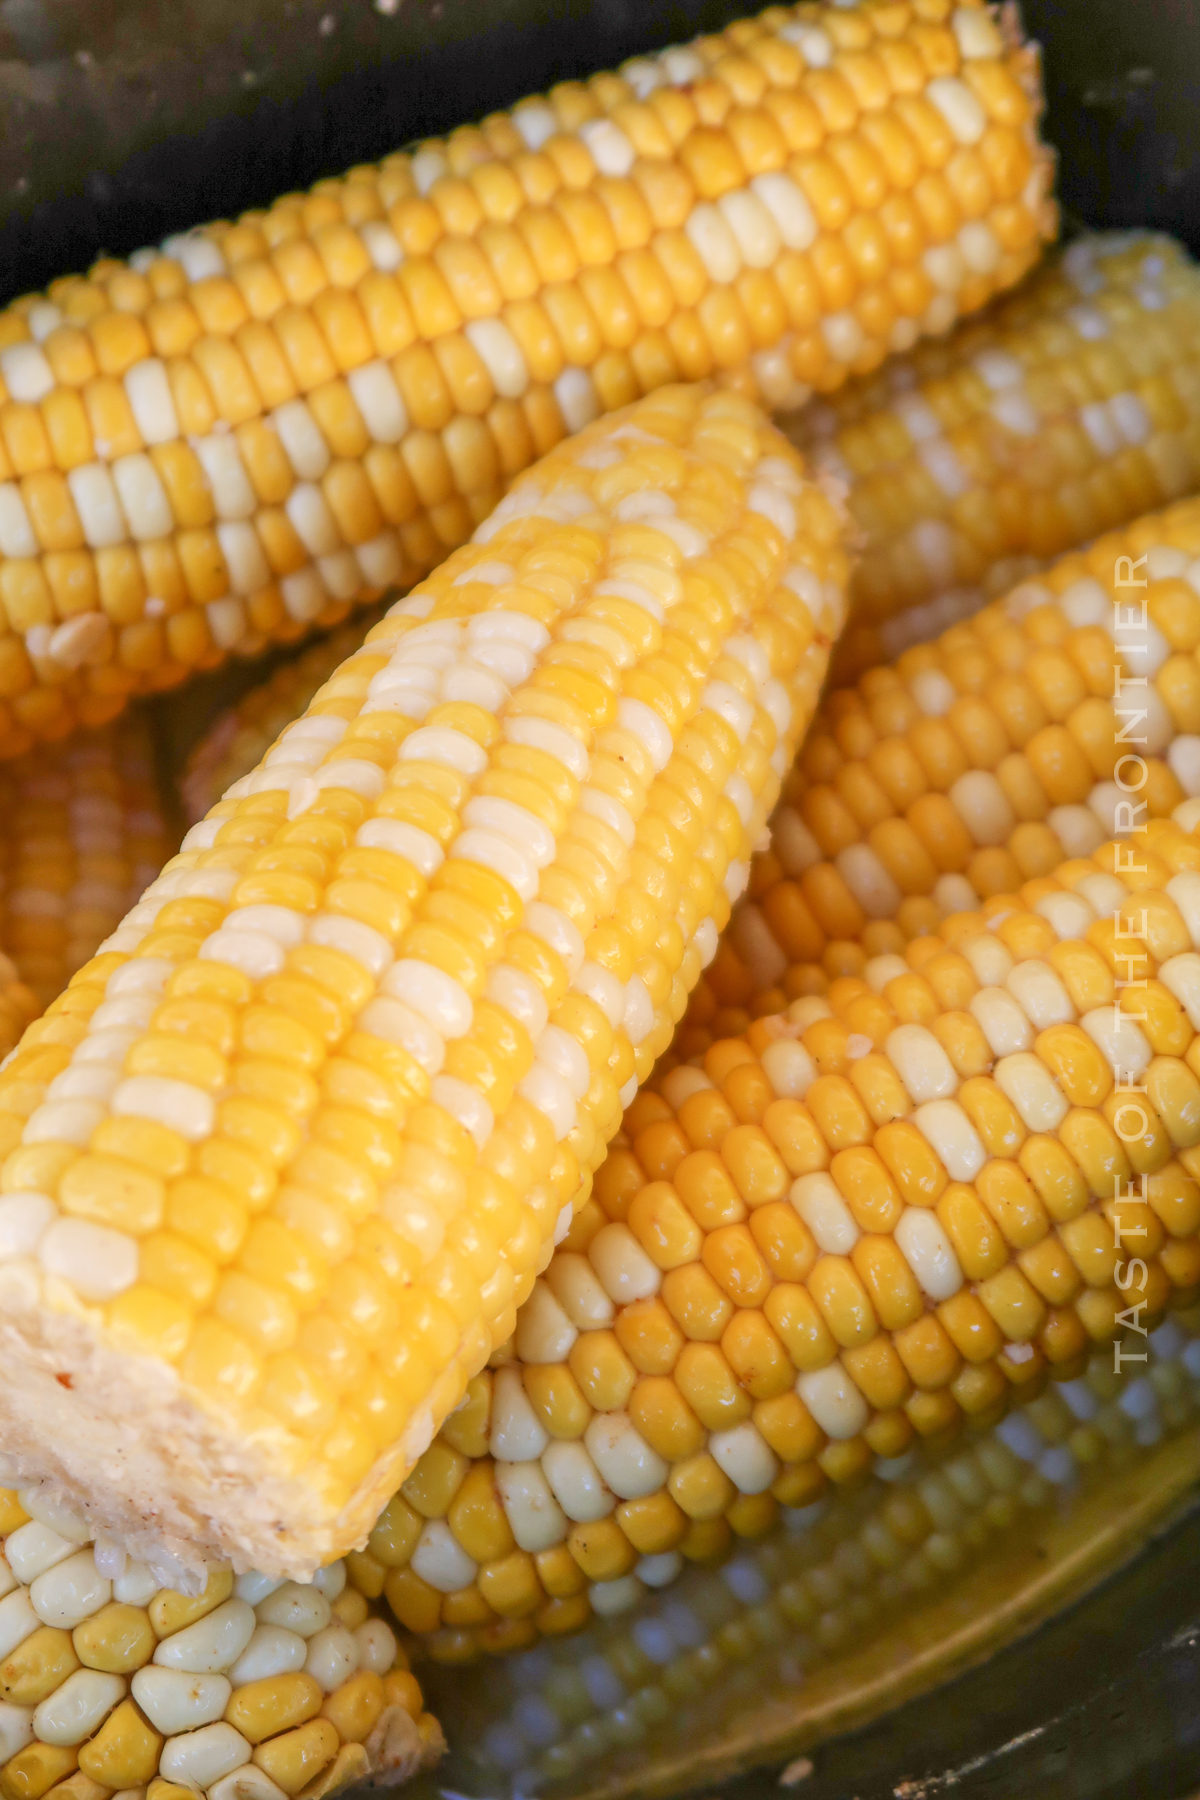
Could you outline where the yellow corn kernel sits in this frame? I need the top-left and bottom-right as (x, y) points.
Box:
(252, 1719), (340, 1796)
(224, 1672), (324, 1744)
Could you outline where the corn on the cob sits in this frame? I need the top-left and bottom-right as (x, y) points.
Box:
(0, 388), (846, 1584)
(0, 722), (172, 1011)
(352, 805), (1200, 1652)
(437, 1313), (1200, 1780)
(0, 0), (1053, 761)
(783, 229), (1200, 683)
(180, 615), (387, 827)
(693, 493), (1200, 1042)
(0, 1487), (443, 1800)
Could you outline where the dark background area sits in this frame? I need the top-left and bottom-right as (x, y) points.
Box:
(0, 0), (1198, 303)
(4, 0), (1200, 1793)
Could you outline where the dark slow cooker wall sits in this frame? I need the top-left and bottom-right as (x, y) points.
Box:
(0, 0), (1198, 305)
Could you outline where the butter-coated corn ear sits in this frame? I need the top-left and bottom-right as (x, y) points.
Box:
(694, 493), (1200, 1039)
(442, 1314), (1200, 1755)
(0, 1485), (442, 1800)
(784, 230), (1200, 681)
(0, 388), (846, 1585)
(356, 808), (1200, 1652)
(180, 612), (389, 826)
(0, 720), (172, 1012)
(0, 0), (1052, 760)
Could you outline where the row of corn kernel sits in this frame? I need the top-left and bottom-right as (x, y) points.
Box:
(689, 493), (1200, 1045)
(0, 391), (844, 1586)
(783, 230), (1200, 682)
(334, 808), (1200, 1648)
(0, 1484), (443, 1800)
(425, 1314), (1198, 1770)
(0, 0), (1054, 758)
(0, 719), (172, 1013)
(179, 611), (387, 825)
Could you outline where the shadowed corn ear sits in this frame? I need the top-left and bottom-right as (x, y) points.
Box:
(0, 1489), (443, 1798)
(360, 808), (1200, 1652)
(0, 954), (40, 1060)
(411, 1312), (1200, 1722)
(692, 492), (1200, 1041)
(0, 719), (172, 1018)
(782, 231), (1200, 684)
(0, 0), (1052, 759)
(0, 386), (846, 1585)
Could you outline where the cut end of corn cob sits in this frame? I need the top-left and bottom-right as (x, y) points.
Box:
(356, 805), (1200, 1654)
(0, 0), (1052, 758)
(780, 229), (1200, 683)
(0, 387), (845, 1585)
(692, 490), (1200, 1041)
(0, 1485), (443, 1799)
(180, 614), (386, 827)
(0, 719), (173, 1011)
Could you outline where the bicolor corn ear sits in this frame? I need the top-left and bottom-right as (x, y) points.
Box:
(782, 231), (1200, 688)
(0, 1485), (444, 1798)
(0, 0), (1052, 761)
(0, 386), (845, 1584)
(420, 1314), (1198, 1782)
(358, 808), (1200, 1654)
(697, 491), (1200, 1046)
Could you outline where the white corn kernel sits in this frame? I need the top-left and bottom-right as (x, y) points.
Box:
(587, 1222), (662, 1304)
(913, 1101), (987, 1183)
(993, 1052), (1069, 1131)
(253, 1582), (331, 1638)
(584, 1413), (668, 1501)
(791, 1172), (858, 1254)
(494, 1461), (569, 1552)
(894, 1210), (963, 1301)
(796, 1365), (868, 1440)
(153, 1599), (256, 1671)
(228, 1624), (307, 1686)
(29, 1550), (110, 1628)
(304, 1624), (359, 1692)
(489, 1365), (549, 1463)
(131, 1666), (232, 1734)
(708, 1423), (778, 1496)
(541, 1441), (616, 1523)
(352, 1619), (397, 1676)
(886, 1025), (959, 1103)
(159, 1721), (252, 1789)
(0, 1703), (34, 1761)
(514, 1280), (578, 1364)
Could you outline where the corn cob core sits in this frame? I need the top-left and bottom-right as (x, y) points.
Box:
(691, 492), (1200, 1044)
(180, 617), (387, 827)
(447, 1313), (1200, 1777)
(781, 229), (1200, 683)
(0, 0), (1051, 761)
(0, 1486), (442, 1800)
(355, 809), (1200, 1655)
(0, 388), (845, 1583)
(0, 722), (172, 1011)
